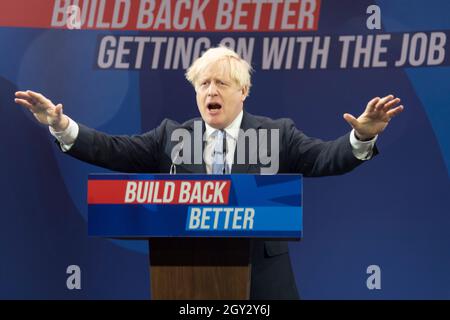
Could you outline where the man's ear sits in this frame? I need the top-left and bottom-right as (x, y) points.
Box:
(241, 86), (248, 101)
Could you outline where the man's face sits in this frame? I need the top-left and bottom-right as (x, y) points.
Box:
(195, 61), (247, 129)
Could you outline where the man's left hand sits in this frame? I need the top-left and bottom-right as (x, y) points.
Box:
(343, 94), (404, 141)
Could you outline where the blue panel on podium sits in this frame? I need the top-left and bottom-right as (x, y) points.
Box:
(88, 174), (302, 238)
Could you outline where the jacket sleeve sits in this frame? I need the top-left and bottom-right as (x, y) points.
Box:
(284, 119), (377, 177)
(62, 120), (168, 173)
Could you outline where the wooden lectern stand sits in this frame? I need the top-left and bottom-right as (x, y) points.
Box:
(88, 174), (303, 300)
(149, 238), (251, 300)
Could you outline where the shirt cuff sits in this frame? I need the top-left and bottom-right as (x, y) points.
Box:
(49, 117), (79, 152)
(349, 129), (377, 160)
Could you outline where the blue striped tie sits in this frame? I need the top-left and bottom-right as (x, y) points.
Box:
(212, 130), (227, 174)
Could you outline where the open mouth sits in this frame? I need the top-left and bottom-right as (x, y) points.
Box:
(207, 103), (222, 111)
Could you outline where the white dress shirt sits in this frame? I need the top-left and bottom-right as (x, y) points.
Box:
(203, 110), (243, 174)
(50, 111), (377, 171)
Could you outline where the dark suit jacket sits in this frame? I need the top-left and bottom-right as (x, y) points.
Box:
(64, 111), (376, 299)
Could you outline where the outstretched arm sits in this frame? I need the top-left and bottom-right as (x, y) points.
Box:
(14, 90), (163, 173)
(287, 95), (404, 176)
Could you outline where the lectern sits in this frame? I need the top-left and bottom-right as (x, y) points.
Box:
(88, 174), (303, 299)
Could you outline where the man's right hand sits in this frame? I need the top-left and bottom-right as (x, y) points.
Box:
(14, 90), (69, 131)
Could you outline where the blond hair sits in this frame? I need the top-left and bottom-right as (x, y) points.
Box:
(185, 46), (253, 96)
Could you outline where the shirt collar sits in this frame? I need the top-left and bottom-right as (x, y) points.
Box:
(204, 110), (243, 141)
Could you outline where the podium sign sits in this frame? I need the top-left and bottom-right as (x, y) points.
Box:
(88, 174), (302, 238)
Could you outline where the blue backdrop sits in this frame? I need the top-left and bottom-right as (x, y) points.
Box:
(1, 0), (449, 299)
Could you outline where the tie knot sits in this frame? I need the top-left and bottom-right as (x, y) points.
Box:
(214, 129), (225, 139)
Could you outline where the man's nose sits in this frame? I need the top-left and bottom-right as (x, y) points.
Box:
(207, 82), (218, 96)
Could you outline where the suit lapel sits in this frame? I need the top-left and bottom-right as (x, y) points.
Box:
(173, 117), (207, 174)
(231, 111), (263, 174)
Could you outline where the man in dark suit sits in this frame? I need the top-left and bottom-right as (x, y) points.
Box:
(14, 46), (403, 299)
